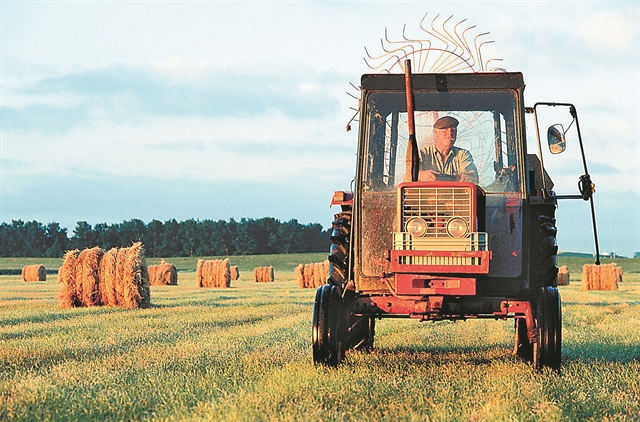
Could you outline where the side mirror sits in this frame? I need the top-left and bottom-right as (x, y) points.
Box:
(547, 124), (566, 154)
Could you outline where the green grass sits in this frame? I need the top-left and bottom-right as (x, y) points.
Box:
(0, 256), (638, 420)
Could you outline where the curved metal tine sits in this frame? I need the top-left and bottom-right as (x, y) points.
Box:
(453, 18), (474, 63)
(441, 15), (464, 58)
(380, 34), (412, 58)
(432, 54), (467, 73)
(440, 56), (475, 73)
(425, 15), (455, 73)
(476, 37), (494, 71)
(364, 44), (390, 62)
(419, 13), (449, 51)
(415, 40), (433, 73)
(429, 50), (455, 73)
(473, 32), (491, 70)
(402, 24), (428, 73)
(486, 58), (505, 72)
(364, 44), (402, 71)
(349, 81), (361, 91)
(459, 24), (478, 69)
(364, 51), (404, 72)
(347, 91), (359, 100)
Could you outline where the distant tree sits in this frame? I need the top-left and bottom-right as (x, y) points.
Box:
(1, 216), (331, 257)
(71, 221), (100, 250)
(145, 220), (164, 258)
(634, 252), (640, 259)
(43, 222), (70, 257)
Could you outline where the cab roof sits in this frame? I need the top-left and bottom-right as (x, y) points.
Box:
(360, 72), (525, 92)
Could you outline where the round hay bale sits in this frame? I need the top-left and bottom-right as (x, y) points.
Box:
(78, 247), (104, 307)
(99, 248), (119, 306)
(230, 265), (240, 281)
(149, 261), (178, 286)
(22, 264), (46, 282)
(58, 249), (81, 308)
(119, 242), (150, 308)
(253, 266), (274, 283)
(196, 259), (204, 288)
(197, 259), (231, 288)
(557, 265), (570, 286)
(295, 264), (305, 288)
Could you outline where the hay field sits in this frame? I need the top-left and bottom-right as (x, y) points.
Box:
(0, 256), (638, 420)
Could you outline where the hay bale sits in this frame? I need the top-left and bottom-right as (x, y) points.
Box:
(197, 259), (231, 288)
(99, 247), (119, 306)
(148, 261), (178, 286)
(557, 265), (570, 286)
(295, 264), (305, 288)
(253, 266), (274, 283)
(58, 249), (81, 308)
(230, 265), (240, 281)
(77, 247), (104, 307)
(196, 259), (204, 288)
(297, 261), (330, 288)
(120, 242), (150, 308)
(147, 264), (157, 286)
(21, 264), (46, 282)
(57, 243), (150, 308)
(581, 263), (620, 291)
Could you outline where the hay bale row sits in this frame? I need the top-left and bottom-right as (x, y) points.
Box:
(295, 261), (329, 289)
(58, 242), (150, 308)
(22, 264), (46, 282)
(557, 265), (570, 286)
(196, 259), (231, 288)
(230, 265), (240, 281)
(254, 266), (274, 283)
(148, 261), (178, 286)
(581, 263), (622, 291)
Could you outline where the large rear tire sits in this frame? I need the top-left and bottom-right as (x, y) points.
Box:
(328, 213), (351, 290)
(537, 215), (559, 289)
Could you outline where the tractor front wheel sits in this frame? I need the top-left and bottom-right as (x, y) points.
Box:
(312, 284), (344, 366)
(533, 286), (562, 370)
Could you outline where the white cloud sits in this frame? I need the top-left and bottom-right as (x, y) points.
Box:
(152, 55), (211, 83)
(577, 11), (638, 52)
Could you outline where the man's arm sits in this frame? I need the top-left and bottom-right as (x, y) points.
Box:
(457, 149), (479, 184)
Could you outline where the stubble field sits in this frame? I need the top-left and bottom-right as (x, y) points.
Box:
(0, 254), (638, 421)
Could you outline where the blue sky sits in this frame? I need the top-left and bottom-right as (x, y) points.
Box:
(1, 1), (639, 257)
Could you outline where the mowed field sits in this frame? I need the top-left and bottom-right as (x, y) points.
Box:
(0, 254), (639, 421)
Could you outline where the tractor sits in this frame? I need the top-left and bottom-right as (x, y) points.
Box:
(312, 18), (600, 370)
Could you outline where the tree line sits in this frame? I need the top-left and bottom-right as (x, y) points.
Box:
(0, 218), (331, 258)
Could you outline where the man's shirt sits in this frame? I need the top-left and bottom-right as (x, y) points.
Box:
(419, 144), (479, 184)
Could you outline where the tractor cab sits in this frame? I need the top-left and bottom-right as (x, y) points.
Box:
(357, 73), (526, 298)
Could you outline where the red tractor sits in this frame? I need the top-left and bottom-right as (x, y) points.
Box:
(312, 46), (600, 369)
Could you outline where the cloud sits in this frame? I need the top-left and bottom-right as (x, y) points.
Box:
(2, 64), (346, 133)
(577, 11), (638, 52)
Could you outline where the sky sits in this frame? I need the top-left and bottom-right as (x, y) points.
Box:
(1, 1), (639, 257)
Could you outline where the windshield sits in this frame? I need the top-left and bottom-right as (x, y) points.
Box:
(362, 90), (521, 193)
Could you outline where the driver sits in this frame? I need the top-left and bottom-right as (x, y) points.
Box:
(418, 116), (479, 184)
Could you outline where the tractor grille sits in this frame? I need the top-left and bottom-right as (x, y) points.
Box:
(402, 186), (472, 237)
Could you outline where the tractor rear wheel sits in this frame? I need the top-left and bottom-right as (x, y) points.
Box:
(312, 284), (344, 366)
(533, 286), (562, 370)
(537, 215), (559, 288)
(328, 213), (351, 290)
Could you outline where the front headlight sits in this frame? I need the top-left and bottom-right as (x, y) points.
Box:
(446, 217), (468, 238)
(406, 217), (427, 237)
